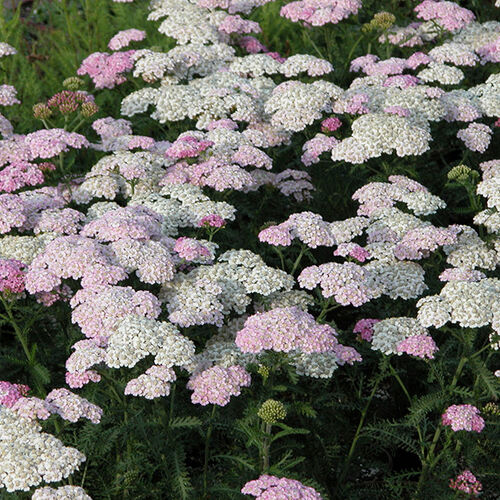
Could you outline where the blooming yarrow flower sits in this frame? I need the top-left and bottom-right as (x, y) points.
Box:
(24, 129), (89, 159)
(0, 381), (29, 407)
(414, 0), (475, 32)
(125, 365), (177, 399)
(321, 117), (342, 132)
(457, 123), (492, 153)
(280, 0), (361, 26)
(174, 237), (213, 262)
(0, 258), (25, 294)
(353, 319), (380, 341)
(0, 85), (20, 106)
(236, 307), (339, 353)
(108, 29), (146, 51)
(165, 135), (214, 159)
(442, 404), (485, 432)
(32, 486), (92, 500)
(0, 42), (16, 58)
(77, 51), (135, 89)
(241, 475), (323, 499)
(0, 406), (86, 492)
(396, 334), (438, 359)
(449, 470), (482, 497)
(187, 365), (251, 406)
(198, 214), (226, 228)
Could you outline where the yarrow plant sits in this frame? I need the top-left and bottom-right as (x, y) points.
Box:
(0, 0), (499, 498)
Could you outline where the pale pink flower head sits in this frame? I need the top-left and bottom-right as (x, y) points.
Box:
(125, 365), (176, 399)
(174, 237), (212, 262)
(198, 214), (226, 228)
(353, 319), (380, 341)
(0, 258), (26, 294)
(321, 117), (342, 133)
(187, 365), (251, 406)
(334, 243), (370, 262)
(242, 474), (323, 499)
(449, 470), (482, 497)
(236, 307), (339, 354)
(108, 29), (146, 51)
(24, 128), (89, 159)
(0, 85), (20, 106)
(396, 334), (438, 359)
(239, 36), (268, 54)
(206, 119), (238, 131)
(77, 51), (135, 89)
(280, 0), (361, 27)
(0, 381), (29, 407)
(442, 404), (485, 432)
(65, 370), (101, 389)
(218, 15), (261, 35)
(414, 0), (475, 32)
(165, 135), (214, 159)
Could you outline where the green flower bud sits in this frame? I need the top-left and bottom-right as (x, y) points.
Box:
(33, 103), (52, 120)
(257, 399), (286, 424)
(371, 12), (396, 30)
(447, 164), (472, 182)
(81, 101), (99, 118)
(63, 77), (85, 91)
(483, 402), (500, 417)
(257, 364), (270, 380)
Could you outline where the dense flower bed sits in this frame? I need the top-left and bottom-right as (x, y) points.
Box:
(0, 0), (499, 498)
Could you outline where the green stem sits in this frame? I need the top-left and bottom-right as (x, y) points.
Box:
(336, 375), (382, 492)
(290, 245), (306, 275)
(203, 405), (217, 498)
(414, 355), (468, 498)
(261, 422), (273, 472)
(0, 296), (31, 362)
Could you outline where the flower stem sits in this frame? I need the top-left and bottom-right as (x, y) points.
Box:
(203, 405), (217, 498)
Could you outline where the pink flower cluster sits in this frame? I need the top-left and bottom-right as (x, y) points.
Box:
(218, 15), (261, 35)
(198, 214), (226, 228)
(0, 258), (25, 294)
(280, 0), (361, 26)
(457, 123), (492, 153)
(241, 475), (323, 499)
(0, 381), (29, 407)
(396, 334), (438, 359)
(77, 51), (135, 89)
(165, 135), (214, 159)
(442, 404), (485, 432)
(334, 243), (370, 262)
(477, 36), (500, 65)
(187, 365), (251, 406)
(174, 237), (212, 261)
(321, 117), (342, 133)
(0, 161), (45, 193)
(353, 318), (380, 341)
(414, 0), (475, 32)
(108, 29), (146, 51)
(25, 236), (128, 293)
(236, 307), (339, 353)
(24, 129), (89, 159)
(11, 388), (102, 423)
(449, 470), (482, 497)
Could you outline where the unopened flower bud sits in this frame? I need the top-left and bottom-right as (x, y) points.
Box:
(81, 101), (99, 118)
(258, 399), (286, 424)
(33, 103), (52, 120)
(447, 164), (472, 182)
(63, 77), (85, 91)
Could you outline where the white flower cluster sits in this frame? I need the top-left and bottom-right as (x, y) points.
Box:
(0, 406), (85, 493)
(417, 279), (500, 347)
(161, 249), (294, 326)
(330, 113), (431, 164)
(371, 317), (428, 355)
(105, 314), (195, 368)
(132, 183), (236, 235)
(32, 486), (92, 500)
(264, 80), (342, 132)
(73, 151), (170, 204)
